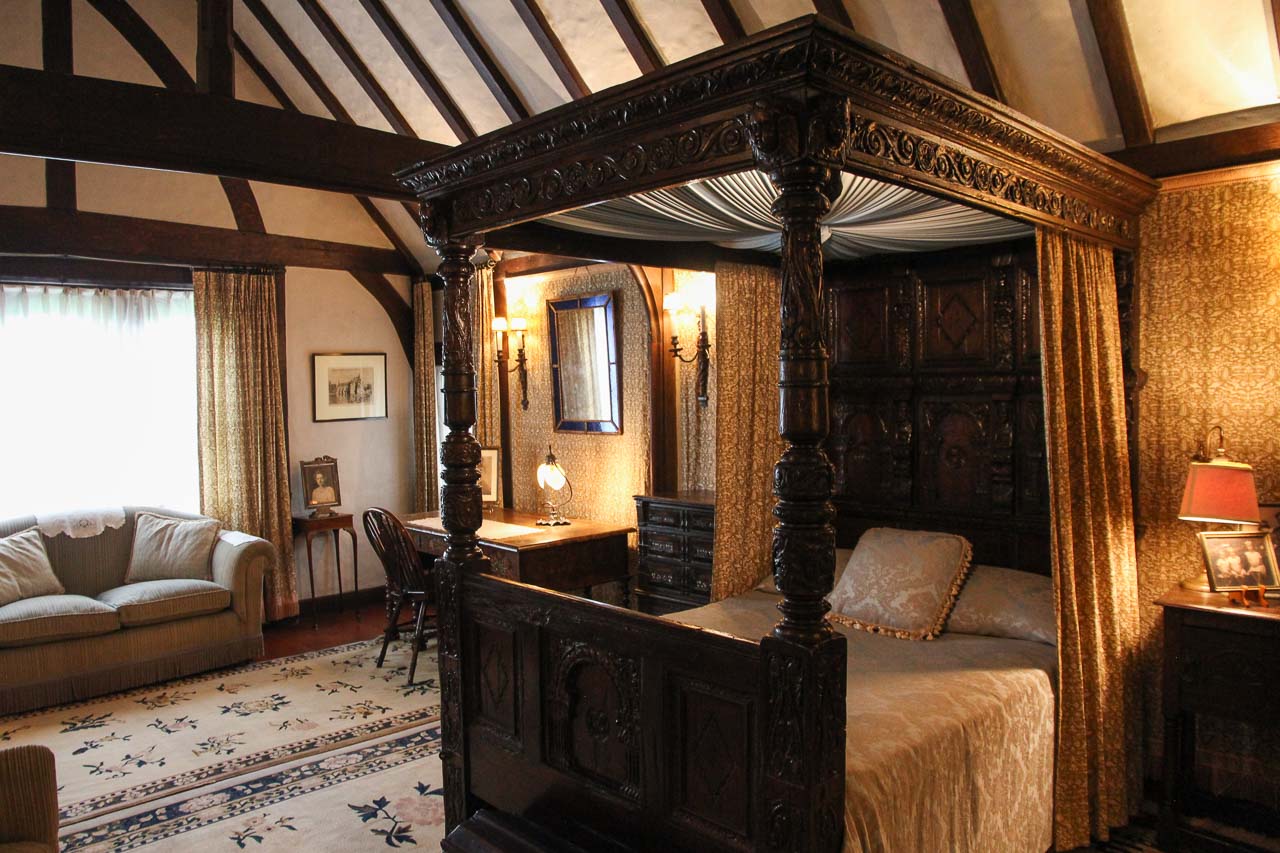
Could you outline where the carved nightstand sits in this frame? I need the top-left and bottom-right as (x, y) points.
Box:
(1157, 586), (1280, 851)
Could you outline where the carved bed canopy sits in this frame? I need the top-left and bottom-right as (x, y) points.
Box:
(397, 14), (1157, 851)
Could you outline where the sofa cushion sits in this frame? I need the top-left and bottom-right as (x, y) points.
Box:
(97, 580), (231, 627)
(125, 512), (220, 583)
(0, 529), (63, 607)
(0, 595), (120, 648)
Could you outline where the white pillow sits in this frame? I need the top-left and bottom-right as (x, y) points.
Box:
(827, 527), (972, 640)
(125, 512), (221, 583)
(0, 528), (64, 607)
(947, 564), (1056, 645)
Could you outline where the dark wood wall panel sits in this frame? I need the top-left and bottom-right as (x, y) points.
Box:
(825, 238), (1052, 573)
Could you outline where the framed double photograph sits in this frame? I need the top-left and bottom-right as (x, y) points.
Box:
(313, 353), (387, 422)
(1198, 529), (1280, 592)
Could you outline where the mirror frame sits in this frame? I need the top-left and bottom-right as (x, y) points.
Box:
(546, 290), (622, 434)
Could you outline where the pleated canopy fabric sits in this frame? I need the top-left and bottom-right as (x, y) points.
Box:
(547, 171), (1031, 259)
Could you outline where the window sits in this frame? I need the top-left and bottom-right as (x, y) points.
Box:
(0, 284), (199, 517)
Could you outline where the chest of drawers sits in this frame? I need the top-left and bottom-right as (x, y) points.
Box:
(633, 491), (715, 615)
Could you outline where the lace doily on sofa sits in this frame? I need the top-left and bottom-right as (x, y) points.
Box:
(36, 508), (127, 539)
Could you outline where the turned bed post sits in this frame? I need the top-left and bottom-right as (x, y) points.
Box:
(422, 204), (490, 833)
(747, 95), (849, 852)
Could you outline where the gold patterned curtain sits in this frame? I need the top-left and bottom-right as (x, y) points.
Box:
(194, 267), (296, 621)
(1038, 230), (1142, 849)
(470, 261), (499, 447)
(412, 279), (439, 513)
(712, 262), (784, 601)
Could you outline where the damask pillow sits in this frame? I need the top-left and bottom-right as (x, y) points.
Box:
(947, 564), (1056, 645)
(0, 527), (64, 607)
(125, 512), (221, 583)
(826, 527), (972, 640)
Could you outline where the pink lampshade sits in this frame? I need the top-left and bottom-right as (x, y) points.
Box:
(1178, 458), (1260, 524)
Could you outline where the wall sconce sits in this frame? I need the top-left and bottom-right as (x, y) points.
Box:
(492, 315), (529, 411)
(1178, 424), (1260, 591)
(535, 445), (573, 526)
(663, 291), (712, 407)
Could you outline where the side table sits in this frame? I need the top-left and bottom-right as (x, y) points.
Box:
(291, 513), (359, 627)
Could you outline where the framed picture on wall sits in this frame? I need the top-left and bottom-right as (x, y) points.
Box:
(479, 447), (500, 504)
(1198, 530), (1280, 591)
(312, 353), (387, 422)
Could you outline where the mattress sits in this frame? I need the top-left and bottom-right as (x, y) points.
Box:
(669, 590), (1056, 853)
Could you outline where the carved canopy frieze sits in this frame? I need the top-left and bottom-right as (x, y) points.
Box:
(397, 16), (1156, 249)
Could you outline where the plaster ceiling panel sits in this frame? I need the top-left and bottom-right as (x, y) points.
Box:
(130, 0), (197, 81)
(457, 0), (573, 112)
(848, 0), (970, 87)
(0, 0), (41, 69)
(0, 155), (47, 207)
(234, 52), (281, 108)
(735, 0), (816, 32)
(259, 0), (392, 133)
(382, 0), (510, 135)
(79, 163), (237, 229)
(538, 0), (641, 93)
(316, 0), (460, 143)
(234, 1), (334, 118)
(972, 0), (1123, 150)
(1125, 0), (1280, 129)
(627, 0), (723, 62)
(372, 198), (435, 271)
(250, 182), (394, 246)
(73, 0), (164, 87)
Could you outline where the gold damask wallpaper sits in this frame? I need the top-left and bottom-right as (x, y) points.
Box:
(1137, 163), (1280, 804)
(505, 264), (652, 535)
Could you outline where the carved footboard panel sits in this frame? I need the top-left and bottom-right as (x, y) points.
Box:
(458, 573), (766, 852)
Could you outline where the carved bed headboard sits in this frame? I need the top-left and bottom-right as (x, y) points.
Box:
(824, 238), (1052, 574)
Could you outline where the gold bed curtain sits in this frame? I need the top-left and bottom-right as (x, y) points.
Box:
(412, 279), (439, 513)
(1038, 230), (1142, 849)
(470, 261), (500, 448)
(712, 262), (784, 601)
(194, 267), (297, 621)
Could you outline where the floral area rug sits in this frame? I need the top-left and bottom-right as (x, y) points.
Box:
(0, 638), (445, 850)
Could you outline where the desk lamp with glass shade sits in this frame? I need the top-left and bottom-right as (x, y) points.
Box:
(1178, 425), (1260, 591)
(536, 445), (573, 526)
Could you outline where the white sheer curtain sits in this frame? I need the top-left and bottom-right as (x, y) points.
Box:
(0, 284), (198, 517)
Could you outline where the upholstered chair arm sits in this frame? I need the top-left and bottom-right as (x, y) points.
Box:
(0, 745), (58, 848)
(212, 531), (274, 627)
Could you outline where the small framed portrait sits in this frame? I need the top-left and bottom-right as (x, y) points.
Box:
(300, 456), (341, 517)
(312, 353), (387, 422)
(1198, 530), (1280, 592)
(479, 447), (499, 504)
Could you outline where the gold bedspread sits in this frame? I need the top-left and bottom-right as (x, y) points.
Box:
(670, 591), (1056, 853)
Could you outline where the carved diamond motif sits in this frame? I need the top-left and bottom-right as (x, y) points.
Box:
(692, 712), (735, 800)
(937, 294), (977, 351)
(480, 638), (509, 709)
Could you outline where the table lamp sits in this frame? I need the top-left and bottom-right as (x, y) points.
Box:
(1178, 425), (1260, 591)
(536, 445), (573, 526)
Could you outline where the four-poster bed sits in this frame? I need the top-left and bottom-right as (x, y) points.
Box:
(396, 15), (1157, 851)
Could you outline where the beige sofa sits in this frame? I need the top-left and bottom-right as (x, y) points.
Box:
(0, 507), (274, 715)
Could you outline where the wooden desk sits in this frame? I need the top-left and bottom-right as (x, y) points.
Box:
(291, 513), (358, 627)
(403, 509), (632, 602)
(1158, 586), (1280, 851)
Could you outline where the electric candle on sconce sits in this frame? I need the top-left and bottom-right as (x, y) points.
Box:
(491, 315), (529, 410)
(663, 275), (715, 406)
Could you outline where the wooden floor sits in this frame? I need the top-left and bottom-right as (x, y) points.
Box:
(259, 596), (387, 660)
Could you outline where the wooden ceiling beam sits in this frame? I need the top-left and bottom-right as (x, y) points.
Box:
(810, 0), (854, 30)
(699, 0), (746, 43)
(1109, 121), (1280, 177)
(233, 33), (296, 110)
(356, 0), (476, 140)
(0, 66), (436, 200)
(599, 0), (664, 73)
(296, 0), (415, 137)
(510, 0), (590, 99)
(42, 0), (75, 212)
(0, 256), (193, 289)
(197, 0), (235, 96)
(429, 0), (531, 121)
(498, 253), (603, 278)
(242, 0), (350, 122)
(486, 222), (777, 272)
(938, 0), (1004, 102)
(0, 206), (412, 275)
(1086, 0), (1154, 147)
